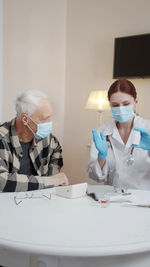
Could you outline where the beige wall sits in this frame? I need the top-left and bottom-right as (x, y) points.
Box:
(63, 0), (150, 184)
(3, 0), (66, 144)
(0, 0), (2, 120)
(2, 0), (150, 184)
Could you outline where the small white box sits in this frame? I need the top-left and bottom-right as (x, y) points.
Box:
(55, 183), (87, 199)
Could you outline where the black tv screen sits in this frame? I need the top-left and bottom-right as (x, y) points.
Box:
(113, 33), (150, 78)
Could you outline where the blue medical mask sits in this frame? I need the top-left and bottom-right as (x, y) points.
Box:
(111, 105), (135, 123)
(28, 118), (53, 139)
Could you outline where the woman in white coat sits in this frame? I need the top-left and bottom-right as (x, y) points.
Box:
(88, 79), (150, 190)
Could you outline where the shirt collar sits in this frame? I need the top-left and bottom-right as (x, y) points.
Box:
(10, 118), (44, 156)
(102, 115), (138, 146)
(102, 121), (116, 136)
(10, 118), (23, 156)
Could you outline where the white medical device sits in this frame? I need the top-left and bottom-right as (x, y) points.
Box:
(55, 183), (87, 199)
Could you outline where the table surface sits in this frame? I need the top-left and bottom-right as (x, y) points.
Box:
(1, 185), (150, 257)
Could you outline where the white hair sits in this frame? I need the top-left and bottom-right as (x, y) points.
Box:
(15, 90), (48, 118)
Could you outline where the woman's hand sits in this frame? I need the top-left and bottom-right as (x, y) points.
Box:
(131, 127), (150, 151)
(92, 129), (108, 158)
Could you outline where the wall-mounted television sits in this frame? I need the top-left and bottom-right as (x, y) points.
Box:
(113, 33), (150, 79)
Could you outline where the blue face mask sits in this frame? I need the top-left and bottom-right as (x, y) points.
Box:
(34, 121), (53, 139)
(28, 118), (53, 139)
(111, 105), (135, 123)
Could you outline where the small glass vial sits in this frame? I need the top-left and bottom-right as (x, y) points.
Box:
(100, 198), (110, 208)
(131, 130), (141, 145)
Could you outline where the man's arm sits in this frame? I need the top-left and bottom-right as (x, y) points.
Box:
(0, 139), (68, 192)
(48, 135), (63, 175)
(0, 159), (52, 192)
(46, 136), (69, 187)
(0, 160), (68, 192)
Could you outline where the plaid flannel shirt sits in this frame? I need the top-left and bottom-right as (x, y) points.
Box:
(0, 119), (63, 192)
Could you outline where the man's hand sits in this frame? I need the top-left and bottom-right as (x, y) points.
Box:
(50, 172), (69, 186)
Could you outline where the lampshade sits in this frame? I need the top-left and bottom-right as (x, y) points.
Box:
(85, 90), (109, 111)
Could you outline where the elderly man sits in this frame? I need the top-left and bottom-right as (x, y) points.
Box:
(0, 90), (69, 192)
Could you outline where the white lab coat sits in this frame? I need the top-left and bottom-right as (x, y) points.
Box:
(87, 116), (150, 190)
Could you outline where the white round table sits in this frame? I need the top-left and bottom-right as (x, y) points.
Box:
(0, 185), (150, 267)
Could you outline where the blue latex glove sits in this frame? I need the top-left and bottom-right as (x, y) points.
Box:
(92, 129), (107, 159)
(131, 127), (150, 151)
